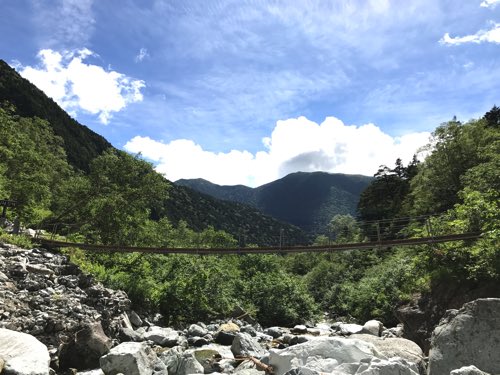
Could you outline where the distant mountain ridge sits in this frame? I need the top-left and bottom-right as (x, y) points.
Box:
(176, 171), (373, 235)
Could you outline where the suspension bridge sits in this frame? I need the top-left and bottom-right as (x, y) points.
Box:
(37, 215), (482, 255)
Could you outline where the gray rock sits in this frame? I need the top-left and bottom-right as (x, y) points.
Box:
(59, 322), (112, 370)
(291, 325), (308, 334)
(178, 352), (204, 375)
(26, 264), (54, 276)
(289, 336), (309, 346)
(283, 367), (320, 375)
(128, 310), (143, 327)
(264, 327), (283, 339)
(119, 327), (144, 342)
(241, 325), (258, 337)
(159, 346), (185, 374)
(121, 312), (134, 330)
(188, 323), (208, 337)
(216, 330), (237, 346)
(0, 328), (50, 375)
(382, 324), (404, 338)
(231, 332), (266, 357)
(450, 365), (490, 375)
(428, 298), (500, 375)
(192, 347), (229, 372)
(100, 342), (157, 375)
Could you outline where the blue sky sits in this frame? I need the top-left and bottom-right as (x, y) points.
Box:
(1, 0), (499, 186)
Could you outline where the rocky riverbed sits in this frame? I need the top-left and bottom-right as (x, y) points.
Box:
(0, 242), (498, 375)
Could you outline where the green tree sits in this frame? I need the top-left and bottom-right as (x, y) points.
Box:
(0, 105), (73, 224)
(408, 118), (490, 215)
(55, 150), (170, 245)
(329, 214), (361, 243)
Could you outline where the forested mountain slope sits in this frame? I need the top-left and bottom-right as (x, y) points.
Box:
(0, 60), (111, 172)
(177, 172), (372, 235)
(0, 60), (307, 246)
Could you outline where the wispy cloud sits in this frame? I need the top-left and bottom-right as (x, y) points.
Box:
(125, 116), (430, 187)
(31, 0), (95, 48)
(440, 22), (500, 45)
(135, 48), (149, 63)
(17, 49), (145, 124)
(480, 0), (500, 8)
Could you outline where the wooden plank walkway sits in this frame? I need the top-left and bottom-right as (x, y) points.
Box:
(39, 232), (481, 255)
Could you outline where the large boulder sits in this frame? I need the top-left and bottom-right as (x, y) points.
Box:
(428, 298), (500, 375)
(350, 334), (425, 371)
(0, 328), (50, 375)
(59, 322), (112, 370)
(270, 336), (422, 375)
(100, 342), (157, 375)
(396, 281), (500, 353)
(269, 336), (380, 374)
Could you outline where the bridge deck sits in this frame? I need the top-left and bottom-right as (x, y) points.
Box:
(39, 232), (481, 255)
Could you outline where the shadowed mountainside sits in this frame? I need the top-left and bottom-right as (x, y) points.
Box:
(176, 172), (372, 234)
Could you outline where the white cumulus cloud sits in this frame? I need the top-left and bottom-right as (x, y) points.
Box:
(17, 49), (145, 124)
(124, 116), (430, 187)
(480, 0), (500, 8)
(440, 22), (500, 45)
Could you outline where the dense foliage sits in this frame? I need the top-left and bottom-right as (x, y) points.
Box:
(0, 60), (111, 172)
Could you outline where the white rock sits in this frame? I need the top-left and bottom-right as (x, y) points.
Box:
(350, 334), (424, 370)
(450, 365), (490, 375)
(0, 328), (50, 375)
(361, 320), (383, 336)
(269, 336), (381, 375)
(100, 342), (157, 375)
(143, 326), (179, 346)
(336, 356), (419, 374)
(335, 323), (364, 335)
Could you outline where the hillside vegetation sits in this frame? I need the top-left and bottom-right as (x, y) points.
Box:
(1, 58), (498, 328)
(0, 60), (306, 246)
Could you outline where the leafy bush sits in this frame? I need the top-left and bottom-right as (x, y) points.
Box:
(0, 232), (35, 248)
